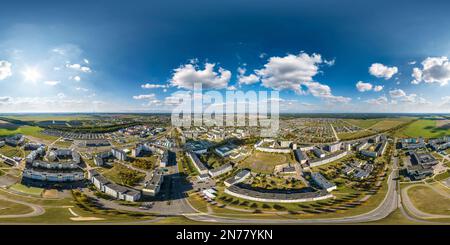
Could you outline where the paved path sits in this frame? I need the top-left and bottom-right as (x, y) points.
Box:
(329, 123), (339, 142)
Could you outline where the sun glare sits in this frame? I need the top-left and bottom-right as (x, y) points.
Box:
(22, 67), (42, 82)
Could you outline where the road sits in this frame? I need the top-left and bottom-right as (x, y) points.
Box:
(329, 123), (339, 142)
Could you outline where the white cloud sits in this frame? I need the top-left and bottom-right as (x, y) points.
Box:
(256, 52), (322, 92)
(324, 58), (335, 66)
(254, 52), (349, 103)
(75, 87), (89, 92)
(365, 96), (388, 105)
(0, 96), (12, 103)
(0, 95), (111, 113)
(408, 61), (416, 65)
(0, 60), (12, 80)
(44, 80), (60, 86)
(389, 89), (407, 98)
(373, 85), (384, 92)
(56, 93), (66, 99)
(356, 81), (373, 92)
(141, 83), (168, 89)
(237, 67), (259, 85)
(72, 76), (81, 81)
(442, 96), (450, 104)
(170, 62), (231, 89)
(227, 85), (237, 90)
(83, 58), (89, 64)
(133, 94), (156, 100)
(369, 63), (398, 79)
(302, 81), (351, 103)
(66, 63), (91, 73)
(389, 89), (429, 104)
(410, 56), (450, 86)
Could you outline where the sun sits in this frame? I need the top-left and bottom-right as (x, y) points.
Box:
(22, 67), (42, 82)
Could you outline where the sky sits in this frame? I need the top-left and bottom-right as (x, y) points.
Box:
(1, 0), (450, 113)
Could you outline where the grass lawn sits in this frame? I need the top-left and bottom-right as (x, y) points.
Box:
(0, 125), (58, 141)
(0, 199), (34, 216)
(240, 151), (293, 174)
(397, 119), (450, 138)
(102, 164), (145, 187)
(434, 170), (450, 182)
(0, 145), (23, 158)
(407, 185), (450, 215)
(9, 183), (44, 196)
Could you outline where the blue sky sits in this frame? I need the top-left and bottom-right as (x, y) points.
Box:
(0, 0), (450, 113)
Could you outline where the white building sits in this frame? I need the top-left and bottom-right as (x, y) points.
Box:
(208, 163), (233, 178)
(111, 148), (127, 161)
(311, 172), (336, 192)
(88, 170), (141, 202)
(224, 169), (251, 187)
(142, 171), (164, 196)
(186, 151), (208, 175)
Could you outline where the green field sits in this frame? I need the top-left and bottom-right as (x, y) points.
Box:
(407, 185), (450, 215)
(0, 145), (23, 158)
(240, 151), (293, 174)
(370, 119), (408, 131)
(0, 199), (34, 216)
(2, 114), (96, 122)
(103, 164), (145, 187)
(344, 119), (383, 129)
(0, 125), (58, 141)
(339, 117), (413, 140)
(397, 119), (450, 138)
(9, 183), (44, 196)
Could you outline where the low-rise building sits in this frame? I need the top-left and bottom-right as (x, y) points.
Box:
(208, 163), (233, 178)
(294, 149), (308, 164)
(308, 151), (348, 167)
(312, 147), (325, 158)
(5, 134), (25, 146)
(355, 141), (368, 151)
(111, 148), (127, 161)
(142, 171), (164, 196)
(224, 169), (251, 187)
(400, 138), (426, 150)
(88, 170), (141, 202)
(215, 144), (238, 157)
(160, 150), (168, 167)
(410, 151), (438, 166)
(23, 168), (84, 182)
(186, 151), (208, 175)
(406, 164), (433, 180)
(325, 143), (341, 153)
(311, 172), (337, 192)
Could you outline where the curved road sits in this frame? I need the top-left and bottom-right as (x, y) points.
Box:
(401, 184), (450, 220)
(0, 194), (45, 219)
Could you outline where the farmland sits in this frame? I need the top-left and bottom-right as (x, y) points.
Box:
(397, 119), (450, 138)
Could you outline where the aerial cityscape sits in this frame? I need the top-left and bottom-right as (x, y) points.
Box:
(0, 0), (449, 229)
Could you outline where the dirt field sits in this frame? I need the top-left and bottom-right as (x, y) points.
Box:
(240, 151), (293, 174)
